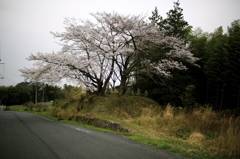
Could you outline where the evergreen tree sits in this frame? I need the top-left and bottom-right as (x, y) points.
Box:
(188, 28), (209, 65)
(157, 0), (190, 39)
(205, 27), (230, 109)
(149, 7), (162, 26)
(142, 1), (198, 106)
(187, 28), (209, 104)
(228, 20), (240, 108)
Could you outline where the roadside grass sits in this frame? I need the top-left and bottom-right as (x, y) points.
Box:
(128, 135), (228, 159)
(6, 95), (239, 159)
(5, 105), (129, 135)
(4, 105), (25, 111)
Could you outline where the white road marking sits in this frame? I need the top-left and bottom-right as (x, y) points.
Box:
(76, 128), (90, 133)
(37, 116), (53, 122)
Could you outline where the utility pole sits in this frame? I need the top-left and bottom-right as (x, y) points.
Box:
(42, 87), (44, 108)
(0, 63), (4, 79)
(40, 83), (45, 111)
(35, 84), (37, 104)
(0, 37), (5, 80)
(0, 42), (6, 81)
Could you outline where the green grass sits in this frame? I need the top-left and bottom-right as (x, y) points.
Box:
(4, 105), (25, 111)
(128, 135), (228, 159)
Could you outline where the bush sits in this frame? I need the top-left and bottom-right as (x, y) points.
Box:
(23, 101), (48, 112)
(23, 101), (34, 111)
(33, 103), (48, 112)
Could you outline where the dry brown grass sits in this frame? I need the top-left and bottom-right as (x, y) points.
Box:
(110, 102), (240, 158)
(215, 116), (240, 158)
(46, 95), (240, 158)
(187, 132), (205, 147)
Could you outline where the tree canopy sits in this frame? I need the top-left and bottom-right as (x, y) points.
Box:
(20, 11), (198, 96)
(18, 2), (240, 110)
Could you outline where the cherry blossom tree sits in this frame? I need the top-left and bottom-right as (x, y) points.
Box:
(21, 13), (120, 95)
(96, 13), (198, 95)
(20, 12), (198, 96)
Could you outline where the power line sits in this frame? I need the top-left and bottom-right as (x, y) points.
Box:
(0, 64), (18, 86)
(0, 63), (4, 79)
(0, 37), (2, 62)
(0, 41), (1, 61)
(0, 76), (17, 85)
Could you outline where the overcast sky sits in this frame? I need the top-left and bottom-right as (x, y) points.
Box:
(0, 0), (239, 86)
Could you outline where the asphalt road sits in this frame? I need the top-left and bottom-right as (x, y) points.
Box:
(0, 111), (187, 159)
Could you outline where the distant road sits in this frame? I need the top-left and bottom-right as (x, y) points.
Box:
(0, 105), (6, 111)
(0, 111), (187, 159)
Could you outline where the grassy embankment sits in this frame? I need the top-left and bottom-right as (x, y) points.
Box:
(7, 94), (240, 159)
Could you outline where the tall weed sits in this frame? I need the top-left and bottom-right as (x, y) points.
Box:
(125, 104), (239, 158)
(45, 94), (240, 158)
(216, 116), (240, 158)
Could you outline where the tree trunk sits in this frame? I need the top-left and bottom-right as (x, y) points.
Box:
(102, 59), (115, 95)
(112, 80), (116, 91)
(35, 85), (38, 104)
(206, 82), (209, 104)
(215, 82), (219, 108)
(96, 81), (104, 95)
(220, 79), (226, 111)
(118, 76), (128, 96)
(237, 85), (240, 108)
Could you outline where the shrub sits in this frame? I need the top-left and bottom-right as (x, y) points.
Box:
(33, 103), (48, 112)
(23, 101), (34, 111)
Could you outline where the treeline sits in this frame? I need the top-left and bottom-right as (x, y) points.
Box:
(0, 82), (63, 106)
(134, 1), (240, 110)
(2, 1), (240, 111)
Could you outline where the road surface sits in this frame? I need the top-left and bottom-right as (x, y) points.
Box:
(0, 111), (187, 159)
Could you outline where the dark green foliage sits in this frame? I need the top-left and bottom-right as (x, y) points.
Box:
(180, 85), (196, 107)
(32, 83), (63, 104)
(150, 1), (190, 40)
(0, 82), (62, 106)
(0, 85), (32, 106)
(201, 22), (240, 110)
(145, 3), (240, 110)
(139, 1), (196, 106)
(204, 27), (230, 109)
(228, 20), (240, 108)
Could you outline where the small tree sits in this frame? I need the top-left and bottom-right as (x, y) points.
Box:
(180, 85), (196, 107)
